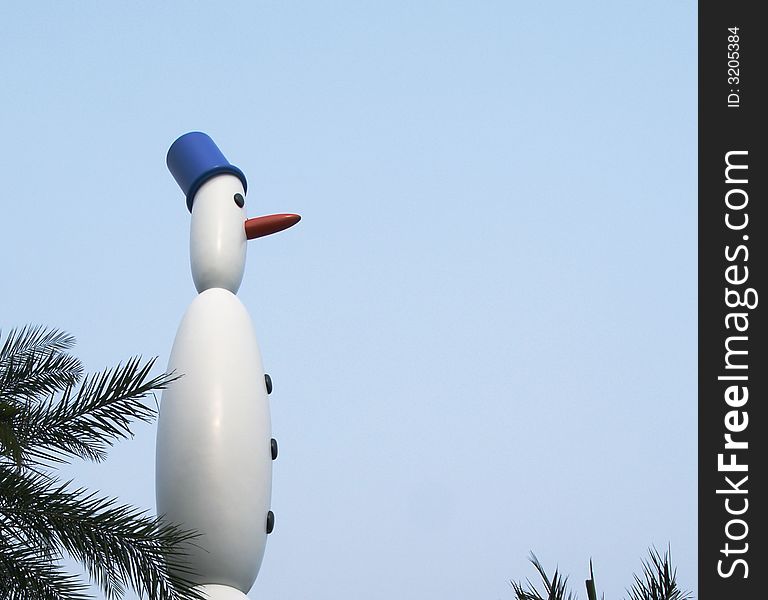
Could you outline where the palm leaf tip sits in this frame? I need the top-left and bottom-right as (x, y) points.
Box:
(0, 325), (77, 358)
(6, 350), (177, 466)
(585, 558), (598, 600)
(0, 326), (84, 406)
(511, 552), (576, 600)
(626, 546), (692, 600)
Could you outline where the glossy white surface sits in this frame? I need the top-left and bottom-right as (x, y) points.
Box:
(156, 288), (272, 591)
(190, 174), (248, 293)
(197, 584), (251, 600)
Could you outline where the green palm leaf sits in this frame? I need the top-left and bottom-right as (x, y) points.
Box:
(0, 537), (91, 600)
(0, 325), (203, 600)
(12, 356), (176, 466)
(1, 465), (200, 600)
(0, 325), (83, 404)
(511, 553), (578, 600)
(626, 547), (692, 600)
(511, 548), (691, 600)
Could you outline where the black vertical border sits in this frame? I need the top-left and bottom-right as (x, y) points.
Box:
(699, 4), (765, 598)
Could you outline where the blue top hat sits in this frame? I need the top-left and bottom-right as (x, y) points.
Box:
(166, 132), (248, 212)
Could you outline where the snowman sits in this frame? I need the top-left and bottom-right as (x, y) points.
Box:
(156, 132), (299, 600)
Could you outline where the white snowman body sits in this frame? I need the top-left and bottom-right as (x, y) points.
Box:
(156, 286), (271, 592)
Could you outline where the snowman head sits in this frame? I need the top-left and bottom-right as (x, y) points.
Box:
(188, 172), (248, 293)
(167, 132), (299, 294)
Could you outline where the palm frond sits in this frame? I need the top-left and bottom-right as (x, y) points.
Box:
(626, 547), (692, 600)
(0, 400), (23, 464)
(0, 464), (203, 600)
(0, 325), (77, 359)
(0, 536), (90, 600)
(10, 356), (177, 465)
(511, 553), (578, 600)
(0, 324), (202, 600)
(0, 326), (83, 404)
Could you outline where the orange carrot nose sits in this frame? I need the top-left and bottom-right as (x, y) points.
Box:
(244, 213), (301, 240)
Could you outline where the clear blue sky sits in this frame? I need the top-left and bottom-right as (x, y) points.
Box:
(1, 2), (696, 599)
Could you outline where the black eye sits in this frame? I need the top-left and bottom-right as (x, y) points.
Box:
(234, 193), (245, 208)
